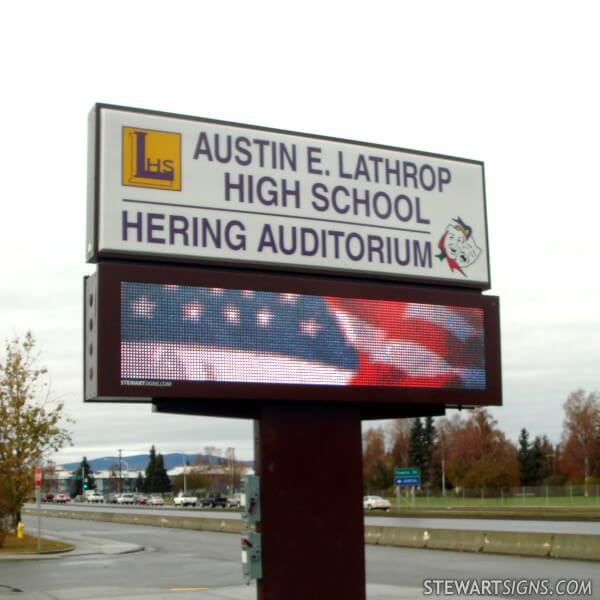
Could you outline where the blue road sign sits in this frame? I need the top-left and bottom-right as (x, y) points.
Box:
(394, 466), (421, 487)
(395, 475), (421, 486)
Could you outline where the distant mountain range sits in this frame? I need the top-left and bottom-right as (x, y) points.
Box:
(60, 453), (252, 472)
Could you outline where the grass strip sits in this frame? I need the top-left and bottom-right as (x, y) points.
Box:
(369, 506), (600, 521)
(0, 532), (74, 554)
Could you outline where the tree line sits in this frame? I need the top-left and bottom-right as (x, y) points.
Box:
(67, 445), (245, 496)
(69, 446), (173, 495)
(363, 389), (600, 493)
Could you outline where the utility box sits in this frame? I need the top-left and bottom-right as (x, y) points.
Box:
(241, 475), (261, 524)
(241, 531), (262, 582)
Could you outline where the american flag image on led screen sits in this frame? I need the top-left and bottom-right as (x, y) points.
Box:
(121, 283), (486, 390)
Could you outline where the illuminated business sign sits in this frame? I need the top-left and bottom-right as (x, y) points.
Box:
(88, 105), (490, 289)
(84, 262), (501, 407)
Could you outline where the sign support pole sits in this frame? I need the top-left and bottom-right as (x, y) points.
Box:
(34, 465), (42, 552)
(36, 488), (41, 552)
(255, 402), (365, 600)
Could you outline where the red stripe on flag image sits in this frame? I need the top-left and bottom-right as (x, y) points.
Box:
(325, 297), (485, 388)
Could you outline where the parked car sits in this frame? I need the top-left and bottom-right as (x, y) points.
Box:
(108, 493), (120, 504)
(134, 494), (148, 505)
(53, 493), (70, 503)
(116, 493), (135, 504)
(41, 493), (54, 503)
(201, 494), (228, 509)
(363, 495), (391, 511)
(148, 494), (164, 506)
(226, 493), (241, 509)
(174, 492), (198, 507)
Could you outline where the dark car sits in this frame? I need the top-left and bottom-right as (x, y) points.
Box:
(201, 494), (228, 508)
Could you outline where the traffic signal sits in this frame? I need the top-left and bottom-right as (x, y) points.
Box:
(83, 478), (88, 491)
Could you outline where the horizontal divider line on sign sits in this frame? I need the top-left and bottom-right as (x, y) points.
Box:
(121, 198), (432, 236)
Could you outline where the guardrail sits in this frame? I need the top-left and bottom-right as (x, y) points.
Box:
(25, 507), (600, 562)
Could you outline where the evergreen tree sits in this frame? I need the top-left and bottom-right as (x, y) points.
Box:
(409, 418), (425, 478)
(143, 446), (171, 493)
(144, 445), (158, 493)
(422, 417), (435, 487)
(517, 428), (537, 485)
(72, 456), (95, 496)
(531, 436), (544, 485)
(155, 453), (172, 493)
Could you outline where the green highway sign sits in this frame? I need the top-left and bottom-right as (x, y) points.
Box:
(394, 466), (421, 486)
(394, 467), (420, 477)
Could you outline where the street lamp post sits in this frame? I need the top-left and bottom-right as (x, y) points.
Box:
(120, 460), (129, 492)
(116, 450), (129, 494)
(227, 447), (235, 494)
(440, 428), (446, 497)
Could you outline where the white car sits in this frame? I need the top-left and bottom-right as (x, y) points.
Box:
(86, 492), (104, 503)
(363, 495), (391, 511)
(116, 493), (135, 504)
(173, 492), (198, 507)
(148, 494), (164, 506)
(226, 493), (242, 509)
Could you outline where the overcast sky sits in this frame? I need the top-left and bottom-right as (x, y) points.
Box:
(1, 1), (598, 465)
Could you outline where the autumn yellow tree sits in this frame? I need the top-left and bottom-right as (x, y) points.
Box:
(362, 427), (393, 493)
(559, 389), (600, 482)
(388, 418), (412, 470)
(444, 409), (519, 490)
(0, 333), (72, 541)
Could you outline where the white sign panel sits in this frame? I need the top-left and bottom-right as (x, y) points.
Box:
(88, 105), (490, 288)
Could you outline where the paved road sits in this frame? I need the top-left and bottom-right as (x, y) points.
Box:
(0, 515), (596, 600)
(30, 502), (600, 535)
(0, 517), (600, 600)
(365, 515), (600, 534)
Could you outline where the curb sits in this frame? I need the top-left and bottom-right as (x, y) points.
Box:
(3, 520), (146, 561)
(0, 546), (75, 561)
(25, 508), (600, 562)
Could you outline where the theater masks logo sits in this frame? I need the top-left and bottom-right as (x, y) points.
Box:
(437, 217), (482, 276)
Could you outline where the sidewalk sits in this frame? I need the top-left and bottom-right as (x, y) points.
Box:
(0, 583), (501, 599)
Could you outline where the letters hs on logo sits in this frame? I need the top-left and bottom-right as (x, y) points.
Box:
(122, 127), (181, 191)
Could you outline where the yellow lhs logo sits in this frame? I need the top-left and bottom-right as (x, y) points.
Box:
(122, 127), (181, 191)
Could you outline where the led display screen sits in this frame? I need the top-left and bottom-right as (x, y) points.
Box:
(85, 262), (501, 409)
(121, 283), (485, 390)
